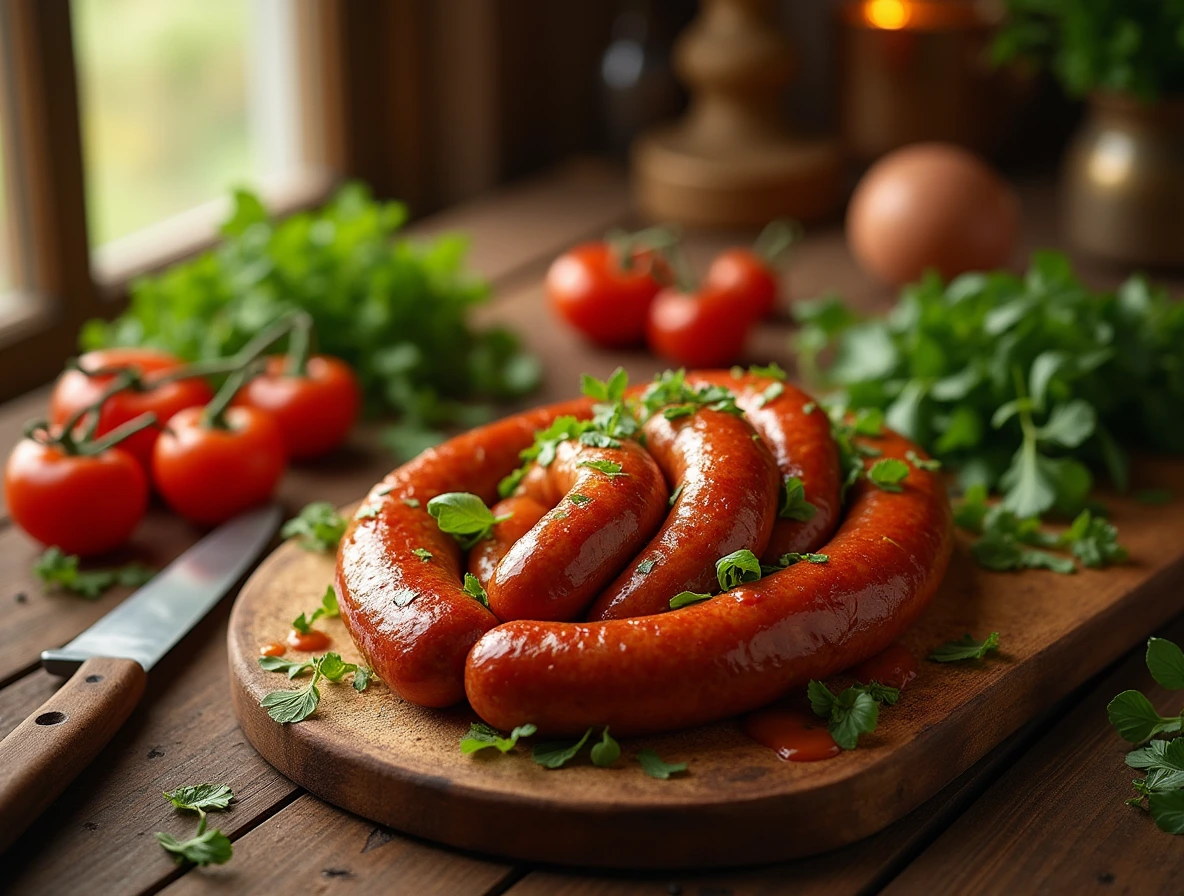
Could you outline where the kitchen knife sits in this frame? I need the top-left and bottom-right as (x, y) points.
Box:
(0, 503), (281, 852)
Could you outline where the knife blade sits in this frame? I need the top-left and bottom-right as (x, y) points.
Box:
(41, 504), (283, 674)
(0, 503), (282, 853)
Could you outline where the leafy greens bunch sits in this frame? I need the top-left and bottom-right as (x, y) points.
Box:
(82, 183), (540, 444)
(992, 0), (1184, 101)
(795, 252), (1184, 520)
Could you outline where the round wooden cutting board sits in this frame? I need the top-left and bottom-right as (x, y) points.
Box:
(229, 484), (1184, 869)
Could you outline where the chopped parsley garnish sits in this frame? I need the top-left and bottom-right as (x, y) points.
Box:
(412, 547), (433, 562)
(427, 492), (511, 548)
(156, 783), (235, 867)
(463, 573), (490, 608)
(906, 449), (942, 471)
(748, 362), (787, 381)
(639, 369), (742, 420)
(402, 497), (421, 508)
(1108, 638), (1184, 834)
(779, 476), (818, 521)
(669, 590), (712, 609)
(532, 728), (594, 769)
(715, 549), (761, 591)
(590, 727), (621, 767)
(867, 458), (910, 492)
(570, 494), (593, 506)
(33, 547), (154, 600)
(928, 632), (1001, 663)
(807, 679), (900, 750)
(757, 382), (784, 408)
(291, 586), (339, 634)
(636, 748), (688, 779)
(259, 651), (371, 723)
(282, 502), (347, 552)
(460, 721), (537, 754)
(668, 483), (684, 506)
(636, 559), (657, 575)
(578, 459), (628, 478)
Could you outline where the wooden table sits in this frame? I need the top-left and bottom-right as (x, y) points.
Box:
(2, 160), (1183, 895)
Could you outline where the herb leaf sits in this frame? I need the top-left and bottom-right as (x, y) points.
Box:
(1146, 638), (1184, 691)
(715, 549), (762, 591)
(427, 492), (508, 548)
(532, 728), (593, 769)
(460, 721), (538, 754)
(867, 458), (910, 492)
(33, 547), (154, 600)
(929, 632), (1001, 663)
(463, 573), (490, 608)
(669, 591), (712, 609)
(163, 784), (234, 816)
(636, 748), (687, 779)
(590, 728), (621, 767)
(808, 681), (880, 750)
(282, 502), (346, 552)
(156, 823), (233, 867)
(779, 476), (818, 521)
(1107, 690), (1183, 743)
(577, 459), (628, 478)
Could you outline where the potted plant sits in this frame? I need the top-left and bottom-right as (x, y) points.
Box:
(994, 0), (1184, 266)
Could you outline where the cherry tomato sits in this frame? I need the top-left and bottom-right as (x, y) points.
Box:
(233, 355), (360, 459)
(152, 406), (286, 526)
(646, 287), (754, 368)
(50, 348), (214, 472)
(5, 439), (148, 556)
(546, 242), (665, 348)
(705, 248), (780, 320)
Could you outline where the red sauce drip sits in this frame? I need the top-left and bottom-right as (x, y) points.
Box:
(286, 629), (331, 652)
(260, 641), (287, 657)
(850, 642), (918, 691)
(742, 707), (841, 762)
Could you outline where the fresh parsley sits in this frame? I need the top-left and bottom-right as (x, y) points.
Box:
(577, 459), (628, 478)
(669, 590), (712, 609)
(532, 728), (594, 769)
(867, 458), (910, 492)
(412, 547), (433, 562)
(716, 549), (762, 591)
(427, 492), (511, 548)
(156, 783), (235, 867)
(281, 502), (346, 552)
(460, 721), (537, 754)
(639, 369), (742, 420)
(929, 632), (1001, 663)
(590, 727), (621, 767)
(757, 382), (784, 408)
(636, 559), (657, 575)
(82, 183), (540, 455)
(807, 680), (895, 750)
(570, 494), (593, 506)
(33, 547), (154, 600)
(795, 253), (1184, 520)
(259, 652), (371, 723)
(292, 586), (339, 634)
(463, 573), (490, 608)
(779, 476), (818, 521)
(1108, 638), (1184, 833)
(636, 748), (688, 779)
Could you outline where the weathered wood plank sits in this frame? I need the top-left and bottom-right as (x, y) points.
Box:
(160, 794), (516, 896)
(882, 614), (1184, 896)
(0, 605), (297, 896)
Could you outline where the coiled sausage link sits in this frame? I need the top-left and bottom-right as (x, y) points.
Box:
(688, 371), (841, 562)
(464, 428), (952, 736)
(587, 408), (779, 621)
(335, 398), (593, 707)
(487, 439), (668, 622)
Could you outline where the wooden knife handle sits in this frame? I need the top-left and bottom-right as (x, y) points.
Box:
(0, 657), (145, 853)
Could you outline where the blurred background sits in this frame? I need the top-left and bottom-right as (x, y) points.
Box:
(0, 0), (1172, 400)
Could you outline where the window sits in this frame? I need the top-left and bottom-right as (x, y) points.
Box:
(73, 0), (319, 279)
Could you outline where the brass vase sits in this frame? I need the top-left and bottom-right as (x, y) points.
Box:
(1063, 92), (1184, 266)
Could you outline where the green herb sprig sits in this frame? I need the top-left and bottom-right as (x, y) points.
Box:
(291, 586), (339, 635)
(258, 651), (372, 723)
(156, 784), (235, 867)
(282, 502), (346, 552)
(33, 547), (154, 600)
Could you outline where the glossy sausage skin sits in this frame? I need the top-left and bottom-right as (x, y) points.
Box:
(689, 371), (841, 561)
(465, 428), (952, 736)
(468, 495), (549, 589)
(488, 439), (668, 622)
(335, 397), (593, 707)
(587, 409), (779, 621)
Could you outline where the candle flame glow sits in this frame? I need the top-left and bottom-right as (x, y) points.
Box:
(864, 0), (912, 30)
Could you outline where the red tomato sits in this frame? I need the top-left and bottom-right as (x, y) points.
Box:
(152, 406), (286, 526)
(50, 348), (214, 472)
(546, 242), (664, 348)
(233, 355), (360, 459)
(705, 248), (780, 320)
(5, 439), (148, 556)
(646, 287), (754, 368)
